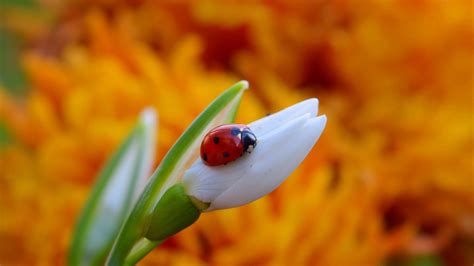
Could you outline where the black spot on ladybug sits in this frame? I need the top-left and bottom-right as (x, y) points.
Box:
(223, 152), (230, 158)
(202, 153), (208, 161)
(213, 136), (220, 144)
(266, 113), (272, 116)
(231, 127), (241, 136)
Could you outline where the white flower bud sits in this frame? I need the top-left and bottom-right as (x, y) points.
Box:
(183, 99), (326, 211)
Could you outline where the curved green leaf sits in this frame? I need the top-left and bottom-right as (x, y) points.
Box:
(68, 108), (157, 266)
(106, 81), (249, 266)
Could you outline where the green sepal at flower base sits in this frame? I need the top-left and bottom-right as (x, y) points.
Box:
(145, 183), (209, 241)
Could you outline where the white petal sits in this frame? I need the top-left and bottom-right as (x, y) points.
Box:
(248, 98), (318, 137)
(208, 115), (326, 211)
(101, 108), (158, 212)
(183, 113), (310, 202)
(183, 106), (327, 211)
(82, 108), (158, 257)
(134, 108), (158, 201)
(101, 138), (141, 214)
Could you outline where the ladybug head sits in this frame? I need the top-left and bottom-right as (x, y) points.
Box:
(242, 129), (257, 153)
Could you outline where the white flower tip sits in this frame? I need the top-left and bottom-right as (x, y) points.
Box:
(303, 98), (319, 117)
(237, 80), (249, 90)
(316, 114), (327, 128)
(307, 97), (319, 108)
(135, 107), (158, 199)
(140, 107), (158, 128)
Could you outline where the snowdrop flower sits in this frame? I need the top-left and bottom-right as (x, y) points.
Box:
(146, 98), (326, 241)
(183, 98), (327, 211)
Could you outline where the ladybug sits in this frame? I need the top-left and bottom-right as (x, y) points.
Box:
(200, 124), (257, 166)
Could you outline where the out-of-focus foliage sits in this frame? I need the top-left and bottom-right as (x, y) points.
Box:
(0, 30), (28, 96)
(0, 0), (472, 265)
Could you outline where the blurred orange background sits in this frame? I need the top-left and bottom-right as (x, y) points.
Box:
(0, 0), (473, 265)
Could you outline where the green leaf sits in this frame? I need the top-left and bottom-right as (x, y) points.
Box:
(0, 29), (28, 96)
(68, 108), (157, 266)
(411, 256), (443, 266)
(0, 120), (14, 147)
(0, 0), (37, 8)
(106, 81), (248, 266)
(386, 254), (444, 266)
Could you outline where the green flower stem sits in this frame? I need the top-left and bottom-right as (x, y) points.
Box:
(124, 184), (211, 265)
(125, 238), (162, 265)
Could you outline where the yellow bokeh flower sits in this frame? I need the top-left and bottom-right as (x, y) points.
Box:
(0, 1), (472, 265)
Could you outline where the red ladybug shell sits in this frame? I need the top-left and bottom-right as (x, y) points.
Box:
(200, 124), (256, 166)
